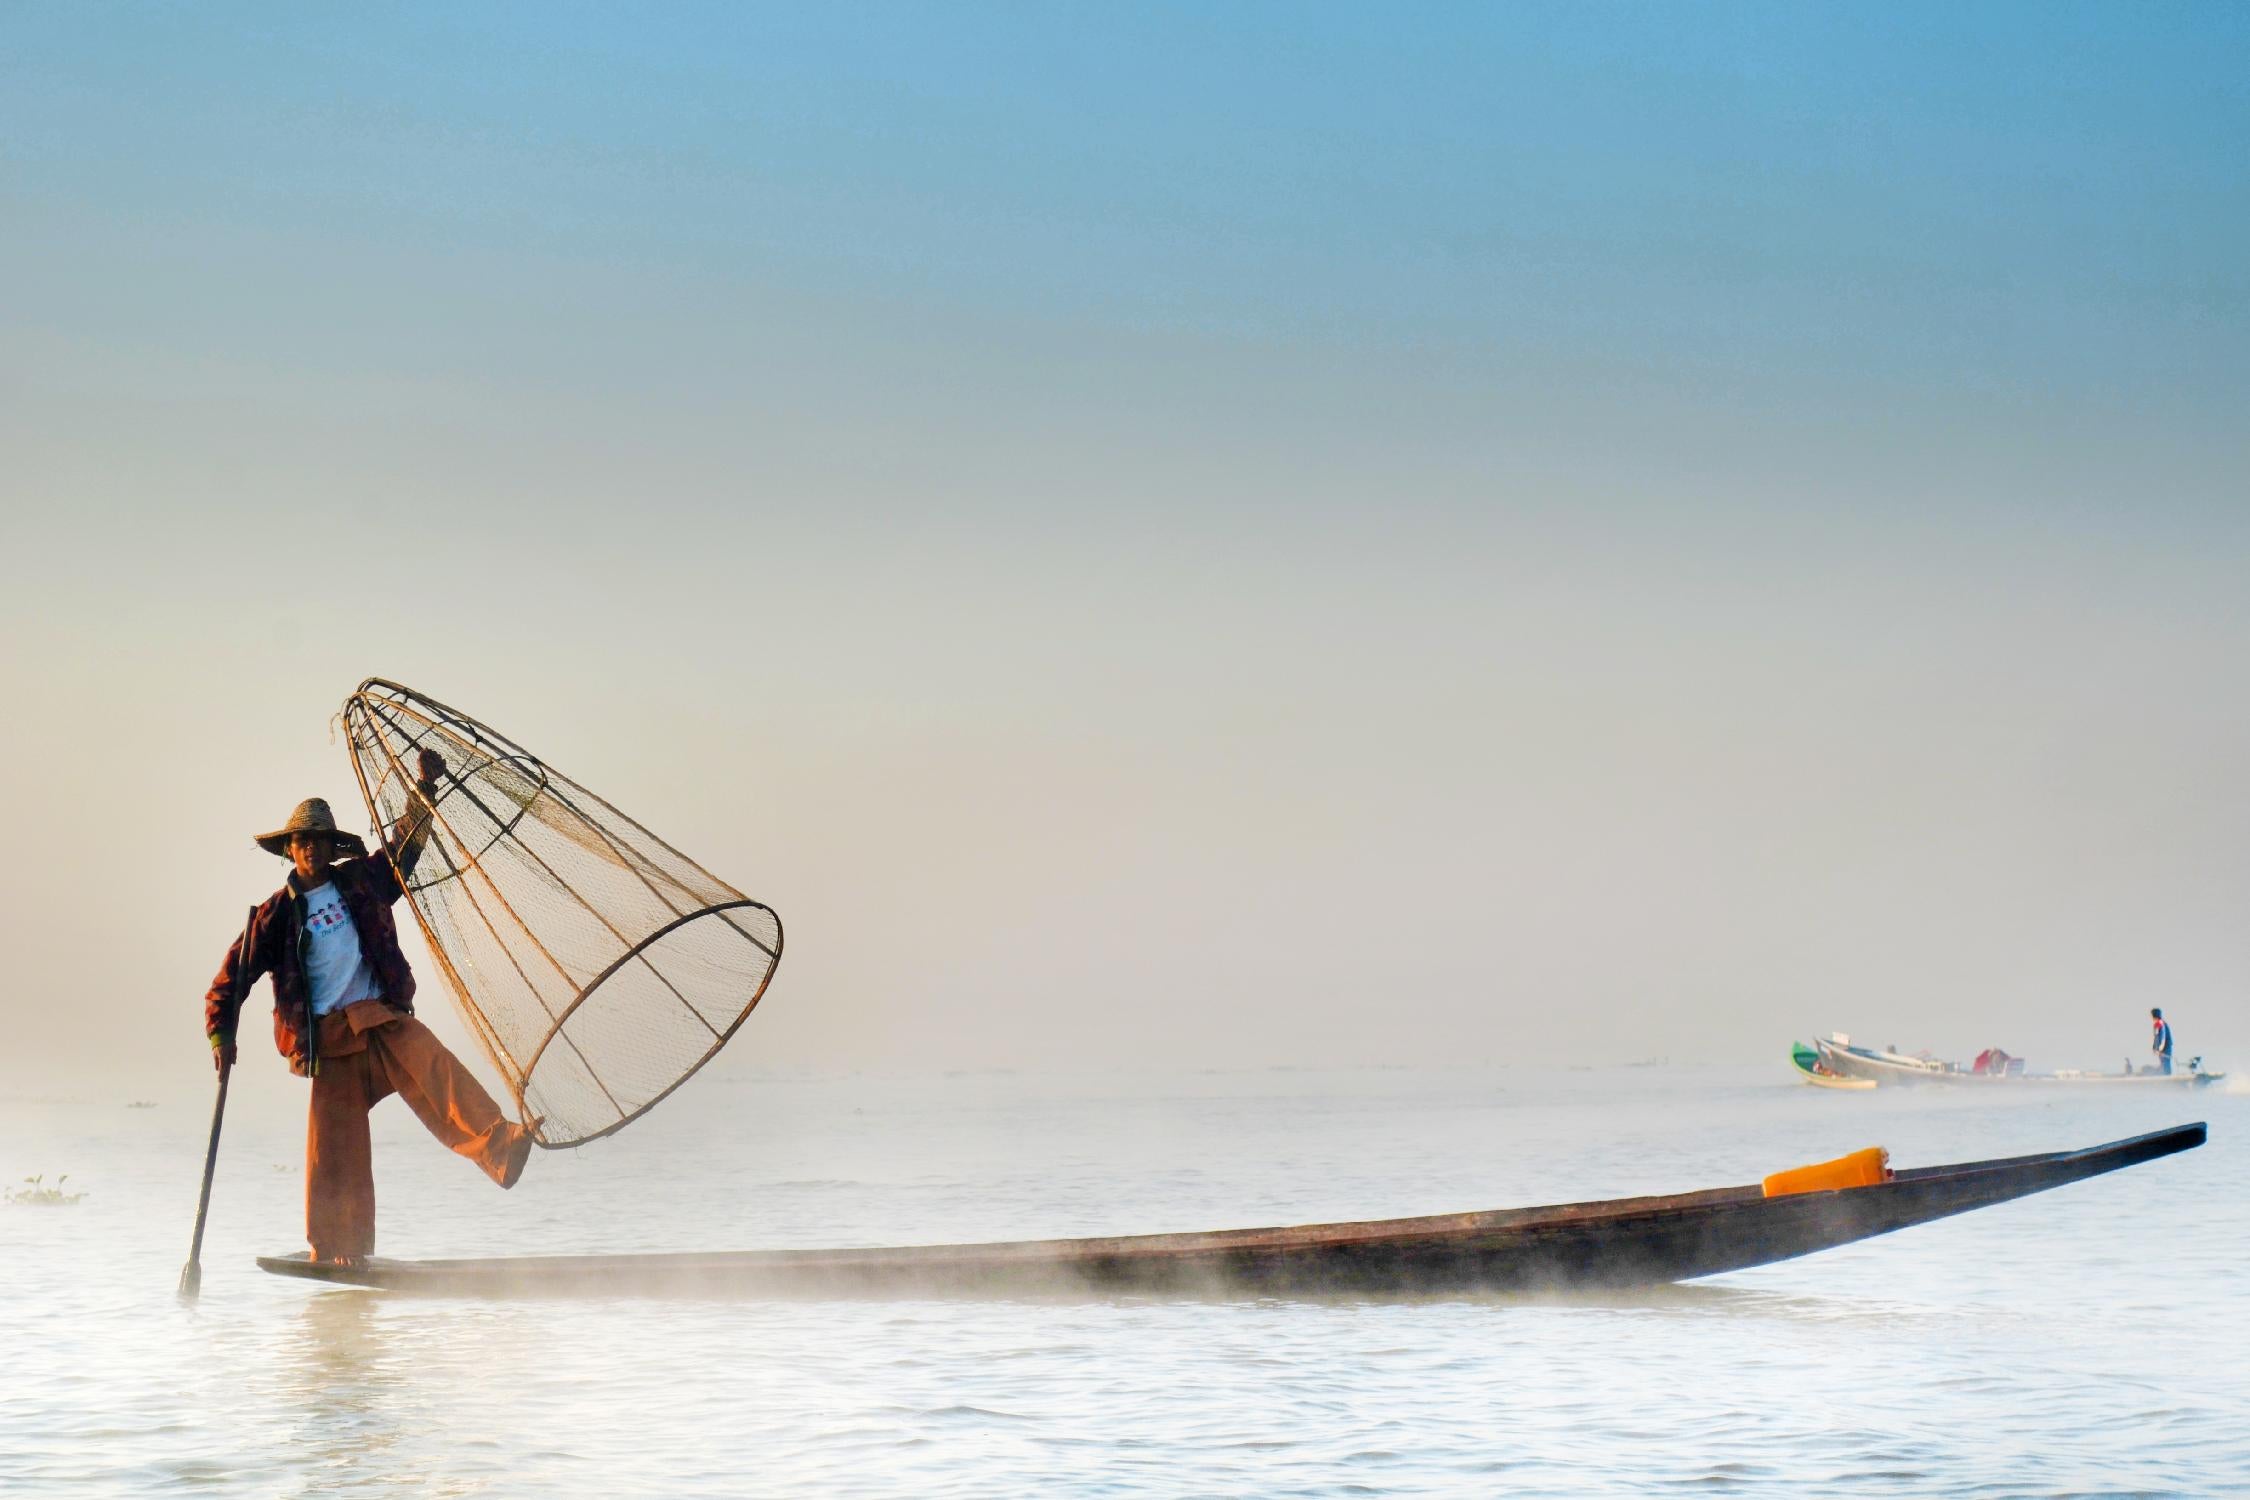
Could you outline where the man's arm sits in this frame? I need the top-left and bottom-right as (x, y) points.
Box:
(203, 904), (271, 1070)
(374, 748), (447, 898)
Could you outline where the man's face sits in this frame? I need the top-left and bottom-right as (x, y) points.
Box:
(288, 832), (336, 884)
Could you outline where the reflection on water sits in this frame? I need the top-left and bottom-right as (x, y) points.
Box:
(0, 1065), (2241, 1496)
(280, 1294), (406, 1487)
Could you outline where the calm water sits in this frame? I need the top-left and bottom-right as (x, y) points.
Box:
(3, 1063), (2243, 1497)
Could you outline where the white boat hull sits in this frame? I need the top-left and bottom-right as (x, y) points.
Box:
(1813, 1037), (2220, 1088)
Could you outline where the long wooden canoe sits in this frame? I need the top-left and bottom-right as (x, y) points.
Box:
(257, 1123), (2203, 1299)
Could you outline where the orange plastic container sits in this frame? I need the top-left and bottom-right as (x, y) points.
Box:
(1761, 1145), (1892, 1198)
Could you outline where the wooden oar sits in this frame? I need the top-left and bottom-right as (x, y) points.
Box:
(179, 904), (256, 1303)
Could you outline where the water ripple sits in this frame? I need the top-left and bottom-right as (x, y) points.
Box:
(2, 1071), (2243, 1497)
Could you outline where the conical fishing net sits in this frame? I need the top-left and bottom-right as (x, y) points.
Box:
(341, 678), (783, 1147)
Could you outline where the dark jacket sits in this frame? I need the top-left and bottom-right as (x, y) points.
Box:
(205, 822), (432, 1077)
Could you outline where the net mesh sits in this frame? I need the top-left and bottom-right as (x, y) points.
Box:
(341, 678), (782, 1147)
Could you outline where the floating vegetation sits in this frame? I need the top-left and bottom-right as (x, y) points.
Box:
(8, 1175), (86, 1206)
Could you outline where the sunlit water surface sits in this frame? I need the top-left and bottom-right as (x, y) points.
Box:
(3, 1064), (2243, 1497)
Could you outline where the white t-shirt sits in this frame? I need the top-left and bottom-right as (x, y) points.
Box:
(301, 880), (383, 1017)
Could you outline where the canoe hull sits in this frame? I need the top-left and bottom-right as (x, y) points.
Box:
(258, 1124), (2205, 1299)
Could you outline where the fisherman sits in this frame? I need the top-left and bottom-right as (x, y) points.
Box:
(204, 750), (537, 1264)
(2150, 1008), (2174, 1076)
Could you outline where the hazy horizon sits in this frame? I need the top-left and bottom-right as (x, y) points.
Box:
(4, 4), (2245, 1095)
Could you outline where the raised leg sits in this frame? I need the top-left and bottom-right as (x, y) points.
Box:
(369, 1014), (527, 1185)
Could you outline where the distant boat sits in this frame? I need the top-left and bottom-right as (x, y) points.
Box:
(1791, 1042), (1876, 1090)
(258, 1124), (2204, 1299)
(1814, 1035), (2223, 1088)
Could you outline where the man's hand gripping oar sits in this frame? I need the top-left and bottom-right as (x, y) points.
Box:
(179, 904), (256, 1303)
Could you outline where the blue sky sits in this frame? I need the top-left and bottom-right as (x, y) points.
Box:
(2, 4), (2245, 1087)
(11, 4), (2245, 432)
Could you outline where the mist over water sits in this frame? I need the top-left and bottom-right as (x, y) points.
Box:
(4, 1064), (2241, 1497)
(5, 6), (2248, 1494)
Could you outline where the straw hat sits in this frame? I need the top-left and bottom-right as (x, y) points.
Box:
(255, 798), (368, 858)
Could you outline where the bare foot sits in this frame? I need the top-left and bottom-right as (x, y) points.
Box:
(498, 1117), (541, 1189)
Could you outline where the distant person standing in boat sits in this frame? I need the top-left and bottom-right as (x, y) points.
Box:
(203, 752), (537, 1264)
(2150, 1008), (2174, 1076)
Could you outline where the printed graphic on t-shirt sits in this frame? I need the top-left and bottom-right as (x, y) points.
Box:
(306, 897), (354, 939)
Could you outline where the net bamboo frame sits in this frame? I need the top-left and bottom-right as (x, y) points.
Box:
(341, 677), (782, 1147)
